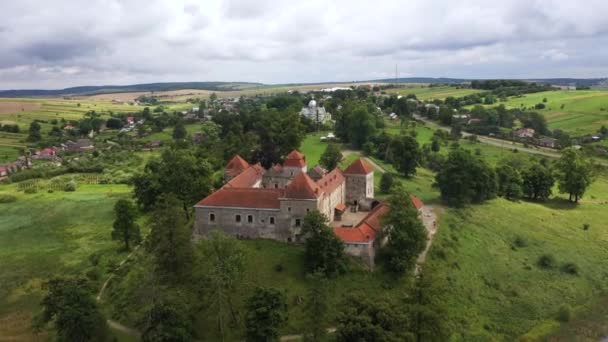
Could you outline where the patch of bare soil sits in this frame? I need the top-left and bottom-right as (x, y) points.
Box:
(0, 102), (41, 115)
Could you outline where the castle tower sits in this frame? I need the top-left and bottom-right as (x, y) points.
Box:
(283, 150), (307, 177)
(344, 158), (374, 206)
(224, 155), (249, 181)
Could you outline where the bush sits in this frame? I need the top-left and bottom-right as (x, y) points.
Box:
(537, 254), (556, 269)
(24, 187), (37, 194)
(64, 180), (77, 192)
(274, 264), (284, 273)
(380, 173), (394, 193)
(561, 262), (579, 275)
(582, 223), (590, 231)
(557, 305), (571, 322)
(0, 194), (17, 203)
(513, 236), (528, 248)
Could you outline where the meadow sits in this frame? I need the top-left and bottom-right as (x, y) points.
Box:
(0, 183), (133, 340)
(386, 85), (485, 100)
(484, 89), (608, 136)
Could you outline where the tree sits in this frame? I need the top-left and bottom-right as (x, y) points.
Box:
(133, 148), (213, 217)
(404, 273), (448, 342)
(142, 301), (194, 342)
(496, 165), (523, 200)
(34, 277), (107, 342)
(435, 149), (497, 206)
(335, 295), (410, 342)
(172, 120), (187, 140)
(391, 135), (421, 177)
(431, 138), (441, 153)
(245, 287), (288, 342)
(319, 144), (342, 170)
(303, 272), (329, 342)
(28, 121), (42, 142)
(198, 231), (246, 338)
(252, 108), (305, 167)
(301, 211), (346, 276)
(210, 92), (218, 103)
(380, 187), (427, 274)
(555, 148), (595, 203)
(380, 172), (395, 193)
(347, 105), (377, 149)
(521, 163), (554, 201)
(106, 117), (123, 129)
(148, 194), (194, 281)
(111, 199), (141, 251)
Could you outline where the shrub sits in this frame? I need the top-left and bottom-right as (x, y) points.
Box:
(274, 264), (284, 273)
(537, 254), (556, 269)
(561, 262), (579, 275)
(24, 187), (37, 194)
(557, 305), (571, 322)
(513, 236), (528, 248)
(0, 194), (17, 203)
(64, 180), (77, 192)
(582, 223), (590, 231)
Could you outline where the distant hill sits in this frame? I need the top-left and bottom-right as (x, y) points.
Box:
(0, 82), (263, 98)
(1, 77), (607, 98)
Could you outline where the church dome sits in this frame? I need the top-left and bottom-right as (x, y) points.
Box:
(308, 99), (317, 108)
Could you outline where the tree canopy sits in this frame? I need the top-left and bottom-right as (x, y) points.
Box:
(301, 210), (346, 276)
(555, 148), (595, 203)
(245, 287), (288, 342)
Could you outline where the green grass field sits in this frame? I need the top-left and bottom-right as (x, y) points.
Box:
(481, 90), (608, 136)
(425, 173), (608, 340)
(0, 183), (133, 340)
(386, 85), (485, 100)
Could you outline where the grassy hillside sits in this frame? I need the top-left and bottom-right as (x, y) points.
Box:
(0, 183), (132, 340)
(386, 85), (485, 100)
(425, 174), (608, 340)
(486, 90), (608, 136)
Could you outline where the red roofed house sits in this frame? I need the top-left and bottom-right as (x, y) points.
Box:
(194, 150), (424, 266)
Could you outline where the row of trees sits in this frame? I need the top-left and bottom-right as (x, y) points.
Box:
(436, 147), (596, 206)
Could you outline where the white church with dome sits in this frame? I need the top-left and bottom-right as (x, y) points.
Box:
(300, 98), (331, 124)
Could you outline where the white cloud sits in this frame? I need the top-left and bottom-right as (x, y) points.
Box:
(1, 0), (608, 88)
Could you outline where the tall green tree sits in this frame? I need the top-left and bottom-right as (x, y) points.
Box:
(34, 277), (107, 342)
(496, 165), (523, 200)
(301, 210), (346, 276)
(111, 199), (141, 251)
(391, 135), (421, 177)
(27, 121), (42, 142)
(436, 149), (497, 206)
(347, 105), (376, 149)
(380, 187), (427, 274)
(252, 108), (305, 167)
(148, 194), (194, 281)
(555, 148), (595, 203)
(245, 287), (288, 342)
(521, 163), (554, 201)
(198, 231), (246, 338)
(141, 301), (194, 342)
(172, 120), (187, 140)
(319, 143), (342, 170)
(335, 295), (410, 342)
(380, 172), (395, 193)
(303, 272), (329, 342)
(133, 148), (213, 217)
(404, 274), (448, 342)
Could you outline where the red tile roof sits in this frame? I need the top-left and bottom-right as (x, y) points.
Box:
(316, 168), (345, 195)
(334, 203), (389, 243)
(284, 172), (320, 199)
(344, 158), (374, 175)
(335, 203), (346, 212)
(226, 155), (249, 172)
(223, 164), (265, 189)
(196, 188), (282, 209)
(410, 195), (424, 210)
(284, 149), (306, 167)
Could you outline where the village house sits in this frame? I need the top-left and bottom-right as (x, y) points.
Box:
(538, 137), (558, 148)
(193, 150), (424, 266)
(513, 128), (535, 139)
(63, 139), (94, 153)
(33, 147), (58, 161)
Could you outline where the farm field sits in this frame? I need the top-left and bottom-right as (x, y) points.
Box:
(386, 85), (485, 100)
(0, 183), (133, 340)
(425, 172), (608, 340)
(486, 89), (608, 136)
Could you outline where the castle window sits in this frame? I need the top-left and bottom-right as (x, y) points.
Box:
(247, 215), (253, 223)
(288, 207), (292, 212)
(306, 208), (310, 213)
(270, 217), (275, 225)
(209, 213), (215, 223)
(235, 214), (241, 223)
(295, 219), (301, 227)
(274, 183), (278, 188)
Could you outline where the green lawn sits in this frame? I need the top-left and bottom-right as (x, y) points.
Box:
(480, 90), (608, 136)
(386, 85), (485, 100)
(299, 131), (332, 167)
(425, 173), (608, 340)
(0, 183), (133, 340)
(0, 145), (20, 163)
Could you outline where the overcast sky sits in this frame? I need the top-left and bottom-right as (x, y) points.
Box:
(2, 0), (608, 89)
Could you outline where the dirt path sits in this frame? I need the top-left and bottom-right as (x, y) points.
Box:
(107, 319), (140, 338)
(415, 204), (440, 276)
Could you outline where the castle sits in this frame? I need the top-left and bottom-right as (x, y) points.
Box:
(193, 150), (423, 265)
